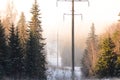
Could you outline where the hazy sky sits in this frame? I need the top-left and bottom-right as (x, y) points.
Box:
(0, 0), (120, 42)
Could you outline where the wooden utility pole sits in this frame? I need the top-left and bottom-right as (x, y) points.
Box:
(71, 0), (75, 79)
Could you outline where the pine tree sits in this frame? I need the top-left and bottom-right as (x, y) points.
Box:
(9, 24), (24, 78)
(95, 36), (117, 78)
(0, 20), (8, 79)
(25, 0), (47, 79)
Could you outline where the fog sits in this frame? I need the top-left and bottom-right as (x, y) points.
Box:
(46, 21), (93, 67)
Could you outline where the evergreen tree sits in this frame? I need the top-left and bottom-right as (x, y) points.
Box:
(0, 20), (8, 78)
(95, 36), (117, 78)
(17, 12), (28, 50)
(9, 24), (24, 78)
(25, 0), (47, 79)
(25, 31), (39, 79)
(81, 49), (89, 77)
(114, 56), (120, 77)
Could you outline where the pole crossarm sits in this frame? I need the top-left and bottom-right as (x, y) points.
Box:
(58, 0), (88, 2)
(63, 13), (83, 20)
(56, 0), (90, 6)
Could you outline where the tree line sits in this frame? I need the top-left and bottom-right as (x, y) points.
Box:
(82, 21), (120, 79)
(0, 0), (47, 80)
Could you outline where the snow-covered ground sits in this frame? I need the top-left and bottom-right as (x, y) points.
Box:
(47, 54), (61, 66)
(47, 66), (82, 80)
(46, 42), (120, 80)
(47, 50), (82, 80)
(46, 41), (82, 80)
(46, 41), (62, 66)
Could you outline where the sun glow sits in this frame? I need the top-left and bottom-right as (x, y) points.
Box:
(0, 0), (120, 37)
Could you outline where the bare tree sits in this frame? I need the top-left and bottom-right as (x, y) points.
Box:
(2, 0), (17, 41)
(83, 23), (98, 76)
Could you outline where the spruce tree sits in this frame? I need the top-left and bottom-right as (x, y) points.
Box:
(95, 36), (117, 78)
(9, 24), (24, 78)
(25, 31), (39, 79)
(0, 20), (8, 78)
(17, 12), (28, 51)
(114, 56), (120, 77)
(25, 0), (46, 79)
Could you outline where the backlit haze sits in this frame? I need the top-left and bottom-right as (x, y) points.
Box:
(0, 0), (120, 37)
(0, 0), (120, 66)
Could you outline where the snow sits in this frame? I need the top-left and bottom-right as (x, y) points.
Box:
(47, 54), (61, 66)
(46, 41), (114, 80)
(46, 41), (82, 80)
(47, 66), (82, 80)
(46, 41), (62, 67)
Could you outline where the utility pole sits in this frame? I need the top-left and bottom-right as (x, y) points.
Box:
(63, 7), (83, 80)
(71, 0), (75, 79)
(63, 13), (83, 21)
(56, 0), (89, 80)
